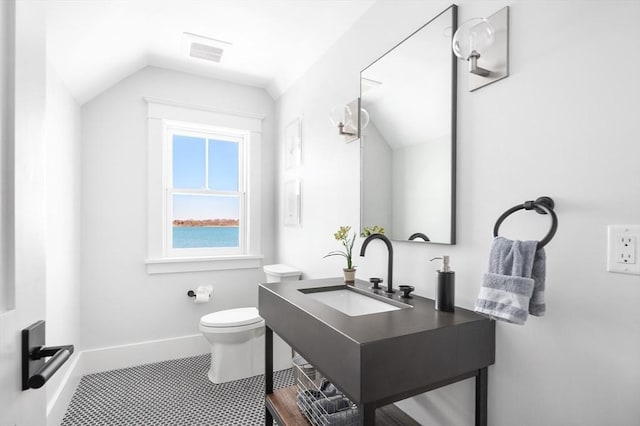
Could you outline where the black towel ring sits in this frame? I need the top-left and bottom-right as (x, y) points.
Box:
(493, 196), (558, 249)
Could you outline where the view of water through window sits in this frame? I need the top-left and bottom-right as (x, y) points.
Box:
(172, 134), (241, 249)
(173, 226), (239, 248)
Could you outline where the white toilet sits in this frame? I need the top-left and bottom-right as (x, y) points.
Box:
(199, 264), (301, 384)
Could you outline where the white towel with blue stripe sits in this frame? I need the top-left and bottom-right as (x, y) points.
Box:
(474, 237), (546, 325)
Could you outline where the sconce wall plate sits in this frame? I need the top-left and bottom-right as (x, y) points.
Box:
(342, 98), (360, 143)
(469, 6), (509, 91)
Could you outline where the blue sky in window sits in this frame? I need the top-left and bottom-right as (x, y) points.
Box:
(208, 140), (238, 191)
(173, 134), (240, 220)
(173, 135), (205, 188)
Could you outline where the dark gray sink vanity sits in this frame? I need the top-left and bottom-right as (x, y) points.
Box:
(260, 278), (495, 425)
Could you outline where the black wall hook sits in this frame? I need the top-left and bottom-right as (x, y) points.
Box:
(493, 196), (558, 249)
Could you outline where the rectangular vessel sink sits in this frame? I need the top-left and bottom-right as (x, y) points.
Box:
(300, 286), (411, 317)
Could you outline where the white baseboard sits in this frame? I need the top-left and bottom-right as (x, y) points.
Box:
(79, 334), (209, 375)
(46, 334), (209, 425)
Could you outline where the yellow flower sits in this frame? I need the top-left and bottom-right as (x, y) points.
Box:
(334, 226), (351, 241)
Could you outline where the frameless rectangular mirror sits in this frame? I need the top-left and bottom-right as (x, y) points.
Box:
(360, 5), (457, 244)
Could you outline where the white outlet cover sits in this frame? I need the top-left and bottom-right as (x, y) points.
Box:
(607, 225), (640, 275)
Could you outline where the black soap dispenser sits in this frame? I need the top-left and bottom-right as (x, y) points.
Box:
(430, 256), (455, 312)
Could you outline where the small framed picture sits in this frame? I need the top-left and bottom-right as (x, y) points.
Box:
(284, 179), (301, 226)
(285, 117), (301, 169)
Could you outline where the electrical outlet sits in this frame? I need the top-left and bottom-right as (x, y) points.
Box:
(607, 225), (640, 275)
(616, 235), (636, 264)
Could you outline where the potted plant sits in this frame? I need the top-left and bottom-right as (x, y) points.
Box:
(323, 226), (357, 283)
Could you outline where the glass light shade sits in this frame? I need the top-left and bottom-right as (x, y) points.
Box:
(452, 17), (494, 60)
(329, 105), (353, 127)
(360, 108), (370, 130)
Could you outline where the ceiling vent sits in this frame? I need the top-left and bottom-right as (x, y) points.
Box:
(182, 32), (231, 63)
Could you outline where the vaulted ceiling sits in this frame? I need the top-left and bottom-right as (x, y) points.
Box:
(46, 0), (375, 104)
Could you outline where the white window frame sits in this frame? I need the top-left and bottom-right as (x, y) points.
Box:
(144, 97), (263, 274)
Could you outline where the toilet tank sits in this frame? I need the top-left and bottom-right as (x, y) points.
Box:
(263, 264), (301, 283)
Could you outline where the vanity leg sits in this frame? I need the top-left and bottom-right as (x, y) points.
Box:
(265, 325), (273, 425)
(359, 404), (376, 426)
(266, 325), (273, 393)
(475, 367), (488, 426)
(265, 407), (273, 426)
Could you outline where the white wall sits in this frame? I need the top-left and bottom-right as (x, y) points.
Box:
(276, 1), (640, 425)
(44, 64), (82, 412)
(81, 67), (276, 349)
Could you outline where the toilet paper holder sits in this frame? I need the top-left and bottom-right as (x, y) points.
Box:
(187, 286), (212, 302)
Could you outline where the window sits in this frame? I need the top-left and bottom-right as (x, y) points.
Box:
(145, 98), (263, 274)
(166, 122), (246, 256)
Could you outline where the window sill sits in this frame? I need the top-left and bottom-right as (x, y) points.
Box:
(144, 254), (264, 274)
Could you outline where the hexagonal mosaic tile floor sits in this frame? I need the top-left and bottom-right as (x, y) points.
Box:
(61, 354), (294, 425)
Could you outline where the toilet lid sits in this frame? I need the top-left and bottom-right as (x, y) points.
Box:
(200, 307), (263, 328)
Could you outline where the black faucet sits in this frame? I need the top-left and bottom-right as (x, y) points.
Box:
(360, 233), (394, 293)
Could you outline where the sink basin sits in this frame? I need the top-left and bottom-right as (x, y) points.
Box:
(300, 286), (412, 317)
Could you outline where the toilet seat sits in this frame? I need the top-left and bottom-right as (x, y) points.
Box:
(200, 307), (263, 328)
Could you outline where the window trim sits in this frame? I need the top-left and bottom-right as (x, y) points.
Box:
(144, 97), (264, 274)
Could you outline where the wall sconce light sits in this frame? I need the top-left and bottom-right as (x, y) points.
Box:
(452, 6), (509, 91)
(329, 98), (370, 143)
